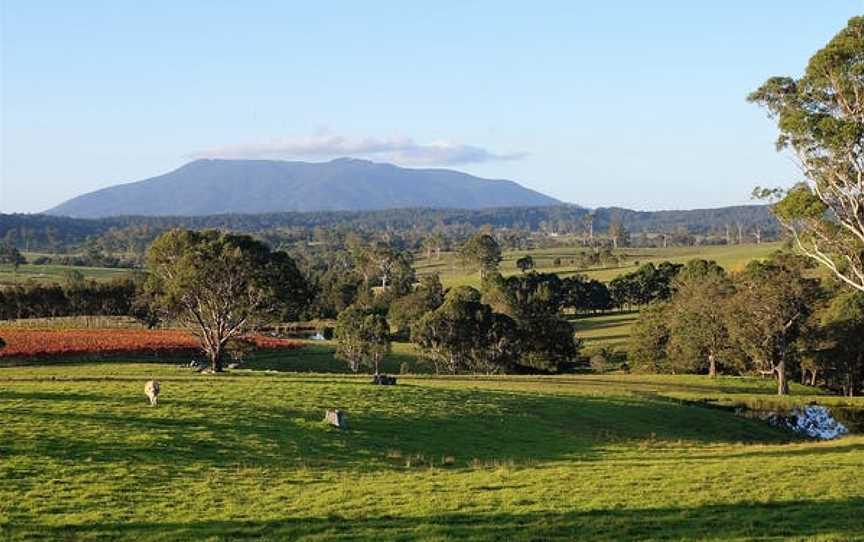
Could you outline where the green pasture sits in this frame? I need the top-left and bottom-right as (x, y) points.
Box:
(415, 242), (782, 288)
(0, 263), (134, 286)
(1, 355), (862, 541)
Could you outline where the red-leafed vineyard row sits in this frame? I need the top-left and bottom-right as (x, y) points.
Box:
(0, 329), (302, 359)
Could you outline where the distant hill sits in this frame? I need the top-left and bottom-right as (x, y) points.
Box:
(46, 158), (561, 218)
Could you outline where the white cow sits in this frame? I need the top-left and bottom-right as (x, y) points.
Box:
(144, 380), (160, 406)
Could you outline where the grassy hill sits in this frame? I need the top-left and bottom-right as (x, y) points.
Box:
(1, 360), (861, 541)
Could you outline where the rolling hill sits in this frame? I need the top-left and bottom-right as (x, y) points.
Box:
(46, 158), (560, 218)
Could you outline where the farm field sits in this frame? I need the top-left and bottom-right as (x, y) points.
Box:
(1, 359), (862, 541)
(571, 311), (638, 351)
(1, 243), (780, 288)
(416, 242), (783, 288)
(0, 262), (134, 286)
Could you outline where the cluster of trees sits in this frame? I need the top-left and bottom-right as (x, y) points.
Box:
(0, 273), (147, 321)
(609, 262), (683, 309)
(331, 234), (582, 375)
(410, 275), (580, 374)
(630, 255), (864, 396)
(29, 248), (137, 269)
(561, 275), (613, 314)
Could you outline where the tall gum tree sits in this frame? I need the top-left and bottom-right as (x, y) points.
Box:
(750, 17), (864, 293)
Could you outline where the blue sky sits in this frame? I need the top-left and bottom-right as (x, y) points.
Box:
(2, 1), (861, 213)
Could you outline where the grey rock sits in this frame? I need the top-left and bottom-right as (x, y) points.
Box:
(324, 409), (347, 429)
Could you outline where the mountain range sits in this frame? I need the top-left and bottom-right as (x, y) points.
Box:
(47, 158), (560, 218)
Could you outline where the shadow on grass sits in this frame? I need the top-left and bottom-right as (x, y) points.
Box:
(581, 333), (631, 344)
(0, 354), (191, 369)
(2, 385), (793, 471)
(244, 344), (431, 375)
(571, 317), (637, 333)
(7, 498), (863, 541)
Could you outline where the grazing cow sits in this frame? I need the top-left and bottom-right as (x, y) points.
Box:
(144, 380), (160, 406)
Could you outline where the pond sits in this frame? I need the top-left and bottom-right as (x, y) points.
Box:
(736, 404), (862, 439)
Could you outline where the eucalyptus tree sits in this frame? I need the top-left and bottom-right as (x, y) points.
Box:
(145, 229), (309, 372)
(334, 306), (391, 374)
(750, 17), (864, 292)
(412, 287), (518, 374)
(725, 256), (820, 395)
(666, 260), (736, 377)
(459, 233), (502, 280)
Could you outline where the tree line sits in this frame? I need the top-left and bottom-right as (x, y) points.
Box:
(629, 255), (864, 396)
(1, 202), (779, 257)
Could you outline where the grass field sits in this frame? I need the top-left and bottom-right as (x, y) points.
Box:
(1, 354), (862, 541)
(2, 243), (778, 289)
(417, 242), (783, 288)
(0, 263), (134, 286)
(571, 311), (638, 351)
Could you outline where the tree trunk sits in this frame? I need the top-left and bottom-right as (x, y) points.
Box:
(775, 360), (788, 395)
(209, 344), (224, 372)
(707, 353), (717, 378)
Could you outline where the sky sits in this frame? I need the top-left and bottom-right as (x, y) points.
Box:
(1, 1), (862, 213)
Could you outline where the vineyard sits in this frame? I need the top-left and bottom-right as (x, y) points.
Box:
(0, 329), (302, 359)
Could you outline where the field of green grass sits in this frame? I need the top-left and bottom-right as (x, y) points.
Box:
(0, 263), (134, 286)
(1, 354), (863, 541)
(571, 311), (638, 351)
(417, 242), (783, 288)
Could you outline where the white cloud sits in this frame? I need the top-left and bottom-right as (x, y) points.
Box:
(192, 134), (527, 166)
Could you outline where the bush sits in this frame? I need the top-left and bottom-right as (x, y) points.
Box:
(400, 361), (411, 375)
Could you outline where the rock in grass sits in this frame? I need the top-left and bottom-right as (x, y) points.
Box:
(324, 409), (347, 429)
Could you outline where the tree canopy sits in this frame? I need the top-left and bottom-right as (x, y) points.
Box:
(334, 306), (391, 374)
(145, 229), (309, 371)
(750, 16), (864, 292)
(459, 233), (502, 280)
